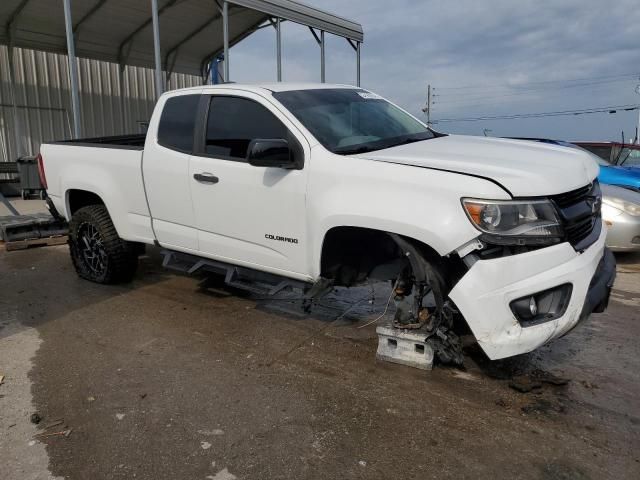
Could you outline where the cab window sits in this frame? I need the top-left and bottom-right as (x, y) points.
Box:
(204, 96), (288, 161)
(157, 94), (200, 153)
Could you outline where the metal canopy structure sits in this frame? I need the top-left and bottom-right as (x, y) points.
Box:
(0, 0), (363, 142)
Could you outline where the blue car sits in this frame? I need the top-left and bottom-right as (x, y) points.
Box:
(596, 160), (640, 192)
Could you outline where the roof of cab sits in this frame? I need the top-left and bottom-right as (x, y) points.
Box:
(165, 83), (359, 97)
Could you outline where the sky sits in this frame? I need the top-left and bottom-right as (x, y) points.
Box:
(228, 0), (640, 142)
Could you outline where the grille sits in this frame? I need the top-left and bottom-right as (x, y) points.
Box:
(551, 181), (601, 251)
(565, 216), (596, 244)
(552, 183), (593, 208)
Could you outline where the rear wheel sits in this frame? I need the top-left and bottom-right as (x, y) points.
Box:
(68, 205), (138, 284)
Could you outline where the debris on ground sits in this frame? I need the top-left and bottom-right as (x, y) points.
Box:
(521, 399), (566, 415)
(0, 374), (4, 386)
(41, 419), (63, 430)
(509, 376), (543, 393)
(33, 429), (72, 439)
(581, 380), (600, 389)
(206, 468), (237, 480)
(530, 369), (570, 386)
(198, 429), (224, 436)
(508, 369), (570, 393)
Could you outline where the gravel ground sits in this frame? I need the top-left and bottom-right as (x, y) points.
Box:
(1, 242), (639, 480)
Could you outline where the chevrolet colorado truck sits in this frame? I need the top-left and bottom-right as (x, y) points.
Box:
(38, 83), (615, 363)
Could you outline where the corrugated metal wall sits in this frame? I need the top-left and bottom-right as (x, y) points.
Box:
(0, 46), (202, 163)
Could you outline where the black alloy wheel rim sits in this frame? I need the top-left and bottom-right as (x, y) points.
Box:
(78, 222), (107, 276)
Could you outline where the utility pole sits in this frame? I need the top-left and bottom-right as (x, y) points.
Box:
(422, 84), (432, 126)
(635, 84), (640, 144)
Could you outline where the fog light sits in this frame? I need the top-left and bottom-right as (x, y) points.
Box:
(510, 284), (573, 327)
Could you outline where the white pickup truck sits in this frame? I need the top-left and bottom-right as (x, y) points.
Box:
(39, 83), (615, 363)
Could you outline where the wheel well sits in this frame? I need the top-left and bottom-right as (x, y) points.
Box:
(320, 226), (466, 289)
(67, 190), (104, 216)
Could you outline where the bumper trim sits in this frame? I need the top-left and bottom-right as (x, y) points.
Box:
(449, 225), (611, 360)
(581, 248), (616, 317)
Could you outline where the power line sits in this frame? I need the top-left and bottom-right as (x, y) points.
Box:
(434, 77), (636, 103)
(434, 72), (640, 92)
(432, 104), (640, 124)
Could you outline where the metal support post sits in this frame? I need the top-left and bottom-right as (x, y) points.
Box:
(63, 0), (81, 138)
(118, 65), (127, 133)
(276, 18), (282, 81)
(356, 41), (361, 87)
(222, 1), (229, 82)
(320, 30), (325, 83)
(6, 47), (24, 157)
(150, 0), (163, 99)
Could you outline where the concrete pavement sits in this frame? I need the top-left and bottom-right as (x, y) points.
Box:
(1, 243), (639, 479)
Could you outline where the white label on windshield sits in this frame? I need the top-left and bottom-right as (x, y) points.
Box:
(357, 91), (382, 100)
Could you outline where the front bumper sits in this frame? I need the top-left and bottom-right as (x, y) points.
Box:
(449, 226), (615, 359)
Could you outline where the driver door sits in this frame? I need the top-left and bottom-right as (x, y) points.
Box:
(188, 91), (310, 278)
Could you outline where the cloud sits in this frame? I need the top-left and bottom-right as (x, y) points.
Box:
(230, 0), (640, 140)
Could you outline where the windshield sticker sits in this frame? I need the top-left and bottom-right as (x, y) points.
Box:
(356, 91), (383, 100)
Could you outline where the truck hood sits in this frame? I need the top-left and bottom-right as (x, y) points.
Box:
(354, 135), (599, 197)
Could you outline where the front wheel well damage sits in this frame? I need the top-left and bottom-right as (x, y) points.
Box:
(319, 226), (473, 363)
(319, 226), (465, 290)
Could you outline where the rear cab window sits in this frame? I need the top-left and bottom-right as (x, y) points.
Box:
(157, 94), (200, 153)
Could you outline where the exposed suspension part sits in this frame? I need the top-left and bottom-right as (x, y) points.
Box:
(389, 235), (464, 366)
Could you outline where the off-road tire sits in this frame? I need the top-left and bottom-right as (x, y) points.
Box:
(68, 205), (138, 284)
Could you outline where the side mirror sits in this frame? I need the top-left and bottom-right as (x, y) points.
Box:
(247, 139), (300, 169)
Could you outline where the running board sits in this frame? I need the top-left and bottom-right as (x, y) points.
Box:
(160, 250), (309, 297)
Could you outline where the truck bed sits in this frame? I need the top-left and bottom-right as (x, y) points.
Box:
(45, 134), (146, 150)
(41, 135), (153, 244)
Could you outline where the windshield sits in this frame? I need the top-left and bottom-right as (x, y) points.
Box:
(273, 88), (436, 154)
(591, 155), (611, 167)
(579, 144), (612, 164)
(568, 144), (610, 166)
(617, 147), (640, 167)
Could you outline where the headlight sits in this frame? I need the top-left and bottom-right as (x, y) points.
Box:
(462, 198), (563, 245)
(603, 197), (640, 216)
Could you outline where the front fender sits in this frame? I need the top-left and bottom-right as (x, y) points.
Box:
(307, 154), (511, 278)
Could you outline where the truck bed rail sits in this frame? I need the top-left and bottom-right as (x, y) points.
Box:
(44, 134), (146, 150)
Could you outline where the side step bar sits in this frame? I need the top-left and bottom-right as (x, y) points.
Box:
(160, 250), (309, 297)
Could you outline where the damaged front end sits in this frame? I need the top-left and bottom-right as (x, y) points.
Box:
(319, 228), (468, 366)
(388, 235), (465, 365)
(449, 183), (612, 360)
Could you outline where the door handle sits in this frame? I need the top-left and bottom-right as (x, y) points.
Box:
(193, 173), (219, 184)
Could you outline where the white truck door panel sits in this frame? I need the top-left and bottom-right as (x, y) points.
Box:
(189, 92), (309, 276)
(143, 91), (202, 251)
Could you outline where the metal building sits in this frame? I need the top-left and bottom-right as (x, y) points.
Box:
(0, 0), (364, 165)
(0, 45), (200, 163)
